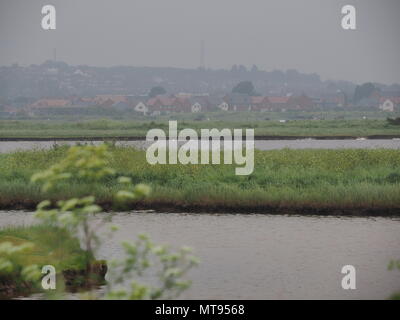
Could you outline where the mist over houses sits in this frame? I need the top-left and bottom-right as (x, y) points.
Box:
(0, 60), (399, 118)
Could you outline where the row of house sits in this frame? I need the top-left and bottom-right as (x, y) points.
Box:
(98, 93), (318, 114)
(26, 93), (316, 115)
(14, 91), (399, 117)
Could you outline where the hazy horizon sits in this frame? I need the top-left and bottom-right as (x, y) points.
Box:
(1, 0), (399, 85)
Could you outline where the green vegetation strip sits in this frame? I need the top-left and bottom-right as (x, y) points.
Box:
(0, 146), (399, 215)
(0, 117), (399, 139)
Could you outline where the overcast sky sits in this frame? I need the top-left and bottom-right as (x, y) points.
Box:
(0, 0), (399, 84)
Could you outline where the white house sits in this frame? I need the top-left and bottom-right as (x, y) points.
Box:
(191, 102), (202, 113)
(134, 102), (148, 115)
(218, 102), (229, 111)
(379, 98), (395, 112)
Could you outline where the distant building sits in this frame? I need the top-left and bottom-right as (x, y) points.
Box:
(224, 93), (252, 111)
(94, 95), (128, 106)
(267, 96), (291, 111)
(378, 92), (400, 112)
(289, 94), (315, 110)
(188, 96), (211, 113)
(31, 99), (70, 108)
(379, 98), (395, 112)
(217, 101), (230, 111)
(222, 93), (314, 112)
(315, 91), (347, 108)
(207, 95), (229, 111)
(147, 95), (177, 114)
(251, 96), (270, 111)
(134, 102), (148, 115)
(69, 96), (96, 107)
(0, 106), (18, 117)
(355, 97), (380, 108)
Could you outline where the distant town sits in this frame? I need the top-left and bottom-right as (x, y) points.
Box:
(0, 60), (399, 118)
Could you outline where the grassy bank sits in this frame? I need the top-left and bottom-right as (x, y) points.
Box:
(0, 117), (399, 139)
(0, 225), (107, 298)
(0, 146), (399, 215)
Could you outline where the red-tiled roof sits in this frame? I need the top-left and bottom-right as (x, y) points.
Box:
(95, 95), (127, 104)
(268, 96), (290, 104)
(380, 97), (400, 104)
(147, 96), (176, 107)
(3, 106), (18, 113)
(251, 96), (266, 104)
(32, 99), (70, 108)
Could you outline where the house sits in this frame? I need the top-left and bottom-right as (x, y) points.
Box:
(379, 98), (396, 112)
(267, 96), (291, 111)
(123, 96), (149, 115)
(251, 96), (270, 111)
(289, 94), (315, 110)
(0, 105), (18, 117)
(31, 99), (71, 108)
(174, 96), (191, 113)
(147, 95), (177, 114)
(259, 94), (314, 111)
(218, 101), (230, 111)
(94, 95), (128, 107)
(191, 102), (202, 113)
(224, 93), (252, 111)
(355, 97), (380, 108)
(134, 102), (148, 115)
(207, 96), (229, 111)
(188, 96), (211, 113)
(69, 96), (96, 107)
(318, 92), (347, 108)
(378, 92), (400, 112)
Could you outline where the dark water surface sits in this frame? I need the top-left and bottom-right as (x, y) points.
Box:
(1, 211), (399, 299)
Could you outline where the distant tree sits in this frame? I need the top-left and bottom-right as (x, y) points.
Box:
(232, 81), (256, 96)
(286, 69), (300, 82)
(149, 86), (166, 98)
(353, 83), (377, 104)
(270, 70), (285, 82)
(238, 65), (247, 73)
(251, 65), (259, 73)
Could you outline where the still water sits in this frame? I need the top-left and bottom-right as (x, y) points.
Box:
(0, 139), (400, 153)
(1, 211), (399, 299)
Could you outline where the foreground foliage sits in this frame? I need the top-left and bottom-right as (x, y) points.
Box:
(1, 144), (198, 299)
(0, 225), (101, 298)
(388, 259), (400, 300)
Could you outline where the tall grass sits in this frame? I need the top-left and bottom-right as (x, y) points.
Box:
(0, 146), (399, 213)
(1, 117), (400, 138)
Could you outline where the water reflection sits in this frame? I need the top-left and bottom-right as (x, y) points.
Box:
(1, 211), (399, 299)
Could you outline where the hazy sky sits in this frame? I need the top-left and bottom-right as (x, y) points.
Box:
(1, 0), (399, 84)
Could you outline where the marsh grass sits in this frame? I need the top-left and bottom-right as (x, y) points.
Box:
(1, 117), (400, 138)
(0, 225), (90, 270)
(0, 146), (399, 213)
